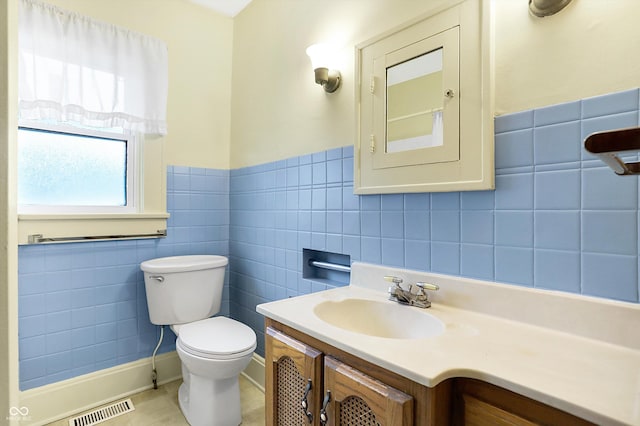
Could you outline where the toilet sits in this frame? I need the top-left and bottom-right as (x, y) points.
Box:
(140, 255), (257, 426)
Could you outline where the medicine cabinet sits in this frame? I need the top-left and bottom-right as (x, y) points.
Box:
(355, 0), (493, 194)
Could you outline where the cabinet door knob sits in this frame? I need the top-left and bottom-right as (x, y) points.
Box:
(301, 379), (313, 423)
(320, 390), (331, 425)
(445, 88), (455, 98)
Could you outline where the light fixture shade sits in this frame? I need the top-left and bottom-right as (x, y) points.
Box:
(306, 43), (332, 70)
(306, 43), (341, 93)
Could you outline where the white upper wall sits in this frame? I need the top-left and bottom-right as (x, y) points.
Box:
(16, 0), (640, 169)
(230, 0), (640, 168)
(495, 0), (640, 115)
(46, 0), (234, 170)
(230, 0), (452, 168)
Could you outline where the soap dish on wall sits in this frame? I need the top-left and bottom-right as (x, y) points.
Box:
(584, 127), (640, 175)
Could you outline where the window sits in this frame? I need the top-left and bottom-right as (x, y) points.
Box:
(17, 0), (169, 244)
(16, 122), (168, 245)
(18, 124), (137, 214)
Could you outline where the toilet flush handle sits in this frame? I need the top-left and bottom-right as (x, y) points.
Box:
(149, 275), (164, 283)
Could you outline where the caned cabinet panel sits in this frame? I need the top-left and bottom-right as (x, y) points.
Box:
(322, 356), (413, 426)
(266, 326), (323, 426)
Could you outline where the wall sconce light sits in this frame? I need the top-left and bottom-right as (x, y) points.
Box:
(529, 0), (573, 17)
(306, 43), (341, 93)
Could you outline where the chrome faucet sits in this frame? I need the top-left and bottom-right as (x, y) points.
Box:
(385, 276), (439, 308)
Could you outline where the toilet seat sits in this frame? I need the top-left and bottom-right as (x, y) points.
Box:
(177, 317), (257, 360)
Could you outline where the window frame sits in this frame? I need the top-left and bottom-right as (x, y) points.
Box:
(17, 122), (139, 215)
(16, 122), (169, 246)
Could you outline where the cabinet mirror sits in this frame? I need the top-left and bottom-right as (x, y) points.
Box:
(386, 48), (444, 154)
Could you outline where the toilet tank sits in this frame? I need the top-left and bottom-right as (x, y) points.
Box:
(141, 255), (228, 325)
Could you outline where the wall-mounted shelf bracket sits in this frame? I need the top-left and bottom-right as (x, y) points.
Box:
(584, 127), (640, 175)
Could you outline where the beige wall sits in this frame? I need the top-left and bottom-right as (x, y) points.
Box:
(0, 3), (8, 418)
(47, 0), (234, 170)
(494, 0), (640, 115)
(24, 0), (640, 169)
(1, 0), (18, 419)
(230, 0), (455, 168)
(230, 0), (640, 168)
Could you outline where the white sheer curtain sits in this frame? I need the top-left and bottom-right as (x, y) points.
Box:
(18, 0), (168, 135)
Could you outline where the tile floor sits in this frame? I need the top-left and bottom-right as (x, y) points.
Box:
(47, 375), (265, 425)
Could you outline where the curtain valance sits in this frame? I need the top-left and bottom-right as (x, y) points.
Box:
(18, 0), (168, 135)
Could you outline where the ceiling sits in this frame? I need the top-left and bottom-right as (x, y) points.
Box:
(187, 0), (253, 17)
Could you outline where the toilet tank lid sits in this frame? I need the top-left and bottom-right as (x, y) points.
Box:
(140, 255), (228, 273)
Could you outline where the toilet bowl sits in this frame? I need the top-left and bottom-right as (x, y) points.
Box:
(173, 317), (256, 426)
(140, 255), (257, 426)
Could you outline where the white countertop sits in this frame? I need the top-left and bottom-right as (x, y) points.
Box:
(257, 262), (640, 426)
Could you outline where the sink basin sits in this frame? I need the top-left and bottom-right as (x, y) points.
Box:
(313, 298), (445, 339)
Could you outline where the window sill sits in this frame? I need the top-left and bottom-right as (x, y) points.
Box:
(18, 212), (170, 245)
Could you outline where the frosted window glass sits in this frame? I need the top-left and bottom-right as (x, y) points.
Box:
(18, 127), (127, 207)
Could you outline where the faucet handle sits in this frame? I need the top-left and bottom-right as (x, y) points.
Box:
(384, 275), (403, 285)
(415, 282), (439, 292)
(385, 276), (404, 298)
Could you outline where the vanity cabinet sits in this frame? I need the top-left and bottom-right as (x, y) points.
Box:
(265, 320), (451, 426)
(265, 318), (598, 426)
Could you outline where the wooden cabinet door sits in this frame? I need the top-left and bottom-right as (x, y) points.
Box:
(321, 356), (413, 426)
(266, 326), (323, 426)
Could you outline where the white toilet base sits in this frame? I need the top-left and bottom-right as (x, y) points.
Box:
(178, 374), (242, 426)
(176, 337), (254, 426)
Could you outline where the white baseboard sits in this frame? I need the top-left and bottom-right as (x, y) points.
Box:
(18, 351), (265, 425)
(19, 351), (182, 426)
(241, 353), (265, 392)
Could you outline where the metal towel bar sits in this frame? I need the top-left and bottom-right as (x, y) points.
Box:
(28, 229), (167, 244)
(308, 259), (351, 273)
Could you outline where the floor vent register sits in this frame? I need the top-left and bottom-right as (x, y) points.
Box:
(68, 398), (135, 426)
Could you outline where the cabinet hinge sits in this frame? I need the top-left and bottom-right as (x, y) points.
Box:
(369, 135), (376, 153)
(369, 75), (375, 94)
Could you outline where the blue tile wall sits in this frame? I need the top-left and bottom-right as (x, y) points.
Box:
(17, 88), (640, 390)
(18, 166), (230, 390)
(229, 88), (640, 357)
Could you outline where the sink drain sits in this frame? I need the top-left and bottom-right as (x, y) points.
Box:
(68, 398), (135, 426)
